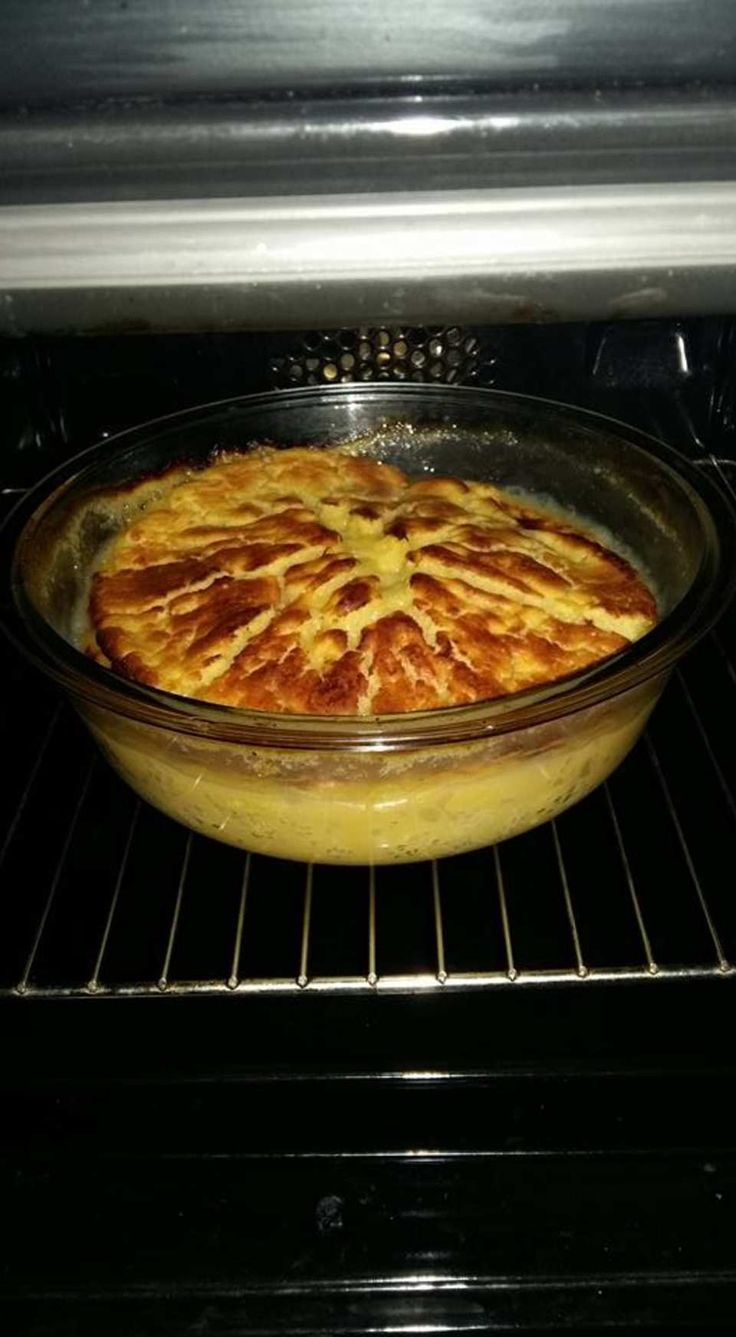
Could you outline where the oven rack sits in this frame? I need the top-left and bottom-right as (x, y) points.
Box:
(2, 610), (736, 1000)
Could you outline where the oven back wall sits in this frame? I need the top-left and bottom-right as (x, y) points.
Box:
(2, 316), (733, 486)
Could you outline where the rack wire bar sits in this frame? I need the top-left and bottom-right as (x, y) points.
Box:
(675, 668), (736, 824)
(15, 961), (734, 999)
(16, 757), (96, 994)
(297, 864), (314, 988)
(0, 703), (61, 873)
(158, 833), (193, 991)
(645, 735), (730, 971)
(602, 782), (657, 975)
(432, 861), (447, 984)
(228, 852), (251, 990)
(551, 820), (587, 978)
(367, 866), (378, 986)
(493, 845), (517, 983)
(88, 799), (141, 992)
(711, 627), (736, 691)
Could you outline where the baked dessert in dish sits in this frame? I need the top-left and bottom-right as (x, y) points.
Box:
(88, 447), (657, 714)
(10, 380), (727, 864)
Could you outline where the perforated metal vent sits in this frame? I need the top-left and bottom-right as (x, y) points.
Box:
(270, 326), (483, 388)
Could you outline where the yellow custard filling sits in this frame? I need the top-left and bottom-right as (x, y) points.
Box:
(85, 680), (658, 865)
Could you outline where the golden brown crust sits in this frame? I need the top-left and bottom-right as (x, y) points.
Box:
(88, 447), (658, 715)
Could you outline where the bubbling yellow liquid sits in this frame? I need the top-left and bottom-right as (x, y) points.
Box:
(81, 678), (660, 865)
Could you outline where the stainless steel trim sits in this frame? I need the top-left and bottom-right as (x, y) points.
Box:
(3, 89), (736, 207)
(3, 0), (735, 104)
(4, 182), (736, 332)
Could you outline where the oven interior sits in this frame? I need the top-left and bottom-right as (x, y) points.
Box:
(2, 317), (736, 1331)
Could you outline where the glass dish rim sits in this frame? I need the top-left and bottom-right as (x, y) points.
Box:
(3, 382), (735, 752)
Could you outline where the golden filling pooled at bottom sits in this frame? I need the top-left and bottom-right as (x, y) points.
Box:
(88, 447), (658, 714)
(86, 683), (657, 863)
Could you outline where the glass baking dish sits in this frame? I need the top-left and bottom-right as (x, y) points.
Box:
(2, 385), (734, 865)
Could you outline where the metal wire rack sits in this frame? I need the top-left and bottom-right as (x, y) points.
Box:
(2, 619), (736, 998)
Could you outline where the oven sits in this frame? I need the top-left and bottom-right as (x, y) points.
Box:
(2, 3), (736, 1331)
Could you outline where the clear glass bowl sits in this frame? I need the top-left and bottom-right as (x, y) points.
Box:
(2, 385), (734, 865)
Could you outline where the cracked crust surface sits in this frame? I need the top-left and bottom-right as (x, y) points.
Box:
(88, 447), (657, 715)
